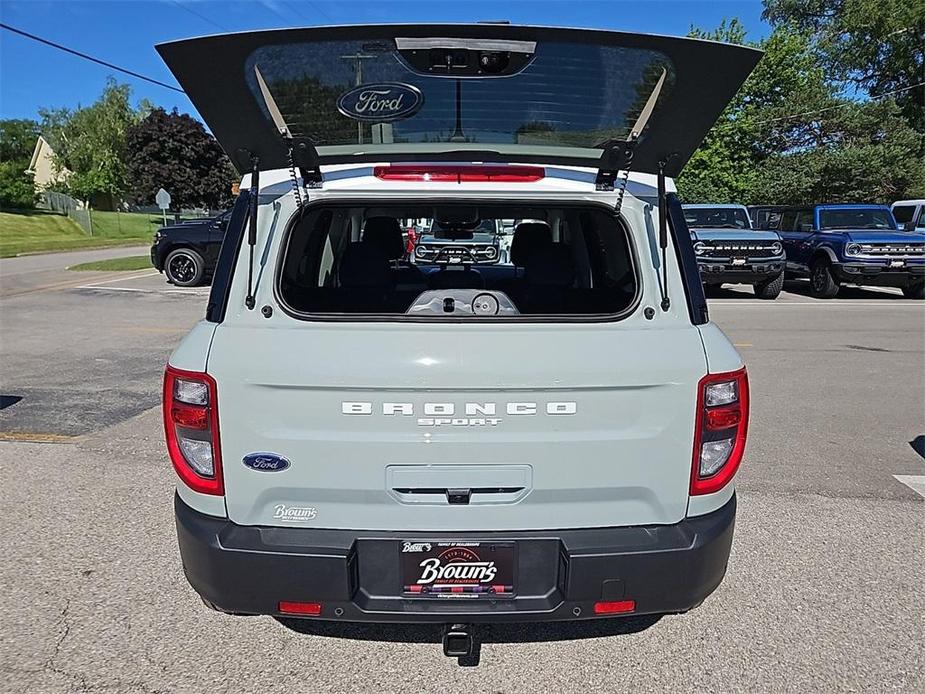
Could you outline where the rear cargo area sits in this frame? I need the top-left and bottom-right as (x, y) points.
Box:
(277, 202), (638, 317)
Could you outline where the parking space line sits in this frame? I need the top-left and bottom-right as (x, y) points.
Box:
(79, 271), (159, 285)
(0, 432), (80, 443)
(75, 285), (207, 295)
(893, 475), (925, 499)
(113, 326), (188, 334)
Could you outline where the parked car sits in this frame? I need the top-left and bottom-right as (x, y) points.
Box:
(682, 204), (785, 299)
(748, 205), (782, 231)
(150, 210), (231, 286)
(157, 24), (760, 657)
(413, 218), (502, 265)
(891, 200), (925, 232)
(773, 204), (925, 298)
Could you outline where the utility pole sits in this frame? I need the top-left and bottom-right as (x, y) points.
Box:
(339, 52), (376, 145)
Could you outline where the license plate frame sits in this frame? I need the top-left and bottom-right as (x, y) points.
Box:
(400, 541), (516, 598)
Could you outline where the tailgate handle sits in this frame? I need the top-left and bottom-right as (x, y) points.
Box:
(446, 488), (471, 505)
(391, 486), (524, 505)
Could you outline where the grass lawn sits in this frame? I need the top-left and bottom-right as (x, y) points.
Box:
(68, 255), (153, 272)
(0, 209), (160, 257)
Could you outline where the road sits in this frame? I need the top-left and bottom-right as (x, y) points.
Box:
(0, 245), (151, 298)
(0, 261), (923, 693)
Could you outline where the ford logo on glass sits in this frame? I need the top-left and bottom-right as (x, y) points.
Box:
(337, 83), (424, 122)
(242, 453), (291, 472)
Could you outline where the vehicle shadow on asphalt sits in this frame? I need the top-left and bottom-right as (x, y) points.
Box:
(911, 435), (925, 460)
(783, 280), (908, 300)
(275, 614), (662, 665)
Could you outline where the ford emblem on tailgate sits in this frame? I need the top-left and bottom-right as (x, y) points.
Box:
(242, 453), (291, 472)
(337, 83), (424, 122)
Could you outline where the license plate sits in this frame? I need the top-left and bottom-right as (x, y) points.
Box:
(890, 260), (904, 268)
(731, 257), (746, 266)
(400, 541), (516, 598)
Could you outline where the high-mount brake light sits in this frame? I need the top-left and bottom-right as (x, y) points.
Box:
(163, 365), (223, 495)
(691, 368), (749, 495)
(373, 165), (545, 182)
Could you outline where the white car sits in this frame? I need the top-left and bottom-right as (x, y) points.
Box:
(891, 200), (925, 232)
(158, 24), (759, 659)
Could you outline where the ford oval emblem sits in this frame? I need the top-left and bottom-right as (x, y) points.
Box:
(242, 453), (291, 472)
(337, 82), (424, 122)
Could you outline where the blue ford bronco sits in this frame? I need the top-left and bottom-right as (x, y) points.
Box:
(763, 204), (925, 299)
(682, 204), (785, 299)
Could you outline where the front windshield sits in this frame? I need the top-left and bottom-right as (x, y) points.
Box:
(428, 219), (498, 236)
(683, 207), (751, 229)
(819, 209), (896, 230)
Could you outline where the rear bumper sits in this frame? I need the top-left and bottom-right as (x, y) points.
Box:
(150, 243), (164, 272)
(697, 259), (783, 284)
(175, 493), (736, 623)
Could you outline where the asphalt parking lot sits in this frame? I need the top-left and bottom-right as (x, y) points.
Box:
(1, 250), (923, 693)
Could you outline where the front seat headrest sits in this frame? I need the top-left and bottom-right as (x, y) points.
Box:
(510, 222), (553, 266)
(339, 243), (391, 288)
(362, 217), (405, 260)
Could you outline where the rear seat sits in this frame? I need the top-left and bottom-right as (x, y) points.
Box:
(520, 244), (576, 313)
(362, 217), (427, 292)
(497, 221), (553, 298)
(509, 222), (553, 269)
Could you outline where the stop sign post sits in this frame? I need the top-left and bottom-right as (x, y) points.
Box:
(155, 188), (171, 225)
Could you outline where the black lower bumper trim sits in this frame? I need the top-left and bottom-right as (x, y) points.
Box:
(175, 493), (736, 623)
(698, 262), (784, 284)
(833, 264), (925, 285)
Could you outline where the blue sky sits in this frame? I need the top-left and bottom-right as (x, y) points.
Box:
(0, 1), (769, 122)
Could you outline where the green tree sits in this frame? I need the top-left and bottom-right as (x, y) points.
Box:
(763, 0), (925, 132)
(0, 119), (40, 162)
(125, 108), (236, 209)
(677, 19), (925, 204)
(677, 21), (830, 203)
(39, 79), (139, 206)
(0, 119), (40, 209)
(0, 161), (37, 209)
(753, 99), (924, 203)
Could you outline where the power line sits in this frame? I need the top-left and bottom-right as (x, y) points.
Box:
(0, 22), (184, 94)
(258, 1), (294, 26)
(750, 80), (925, 126)
(711, 79), (925, 133)
(169, 0), (230, 32)
(305, 2), (336, 23)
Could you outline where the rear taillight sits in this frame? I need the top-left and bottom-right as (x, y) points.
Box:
(691, 367), (749, 495)
(373, 165), (545, 182)
(163, 365), (223, 495)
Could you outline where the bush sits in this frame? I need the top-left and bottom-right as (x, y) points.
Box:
(0, 160), (37, 209)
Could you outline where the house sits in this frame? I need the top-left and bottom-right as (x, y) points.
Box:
(26, 136), (69, 192)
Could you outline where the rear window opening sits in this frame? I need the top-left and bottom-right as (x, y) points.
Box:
(276, 203), (639, 320)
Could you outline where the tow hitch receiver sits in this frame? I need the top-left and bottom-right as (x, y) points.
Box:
(442, 624), (475, 658)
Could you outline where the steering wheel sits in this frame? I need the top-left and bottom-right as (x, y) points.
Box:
(433, 246), (477, 265)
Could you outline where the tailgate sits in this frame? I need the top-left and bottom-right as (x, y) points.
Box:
(208, 323), (706, 531)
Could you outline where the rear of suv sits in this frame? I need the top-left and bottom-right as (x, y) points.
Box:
(157, 24), (760, 653)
